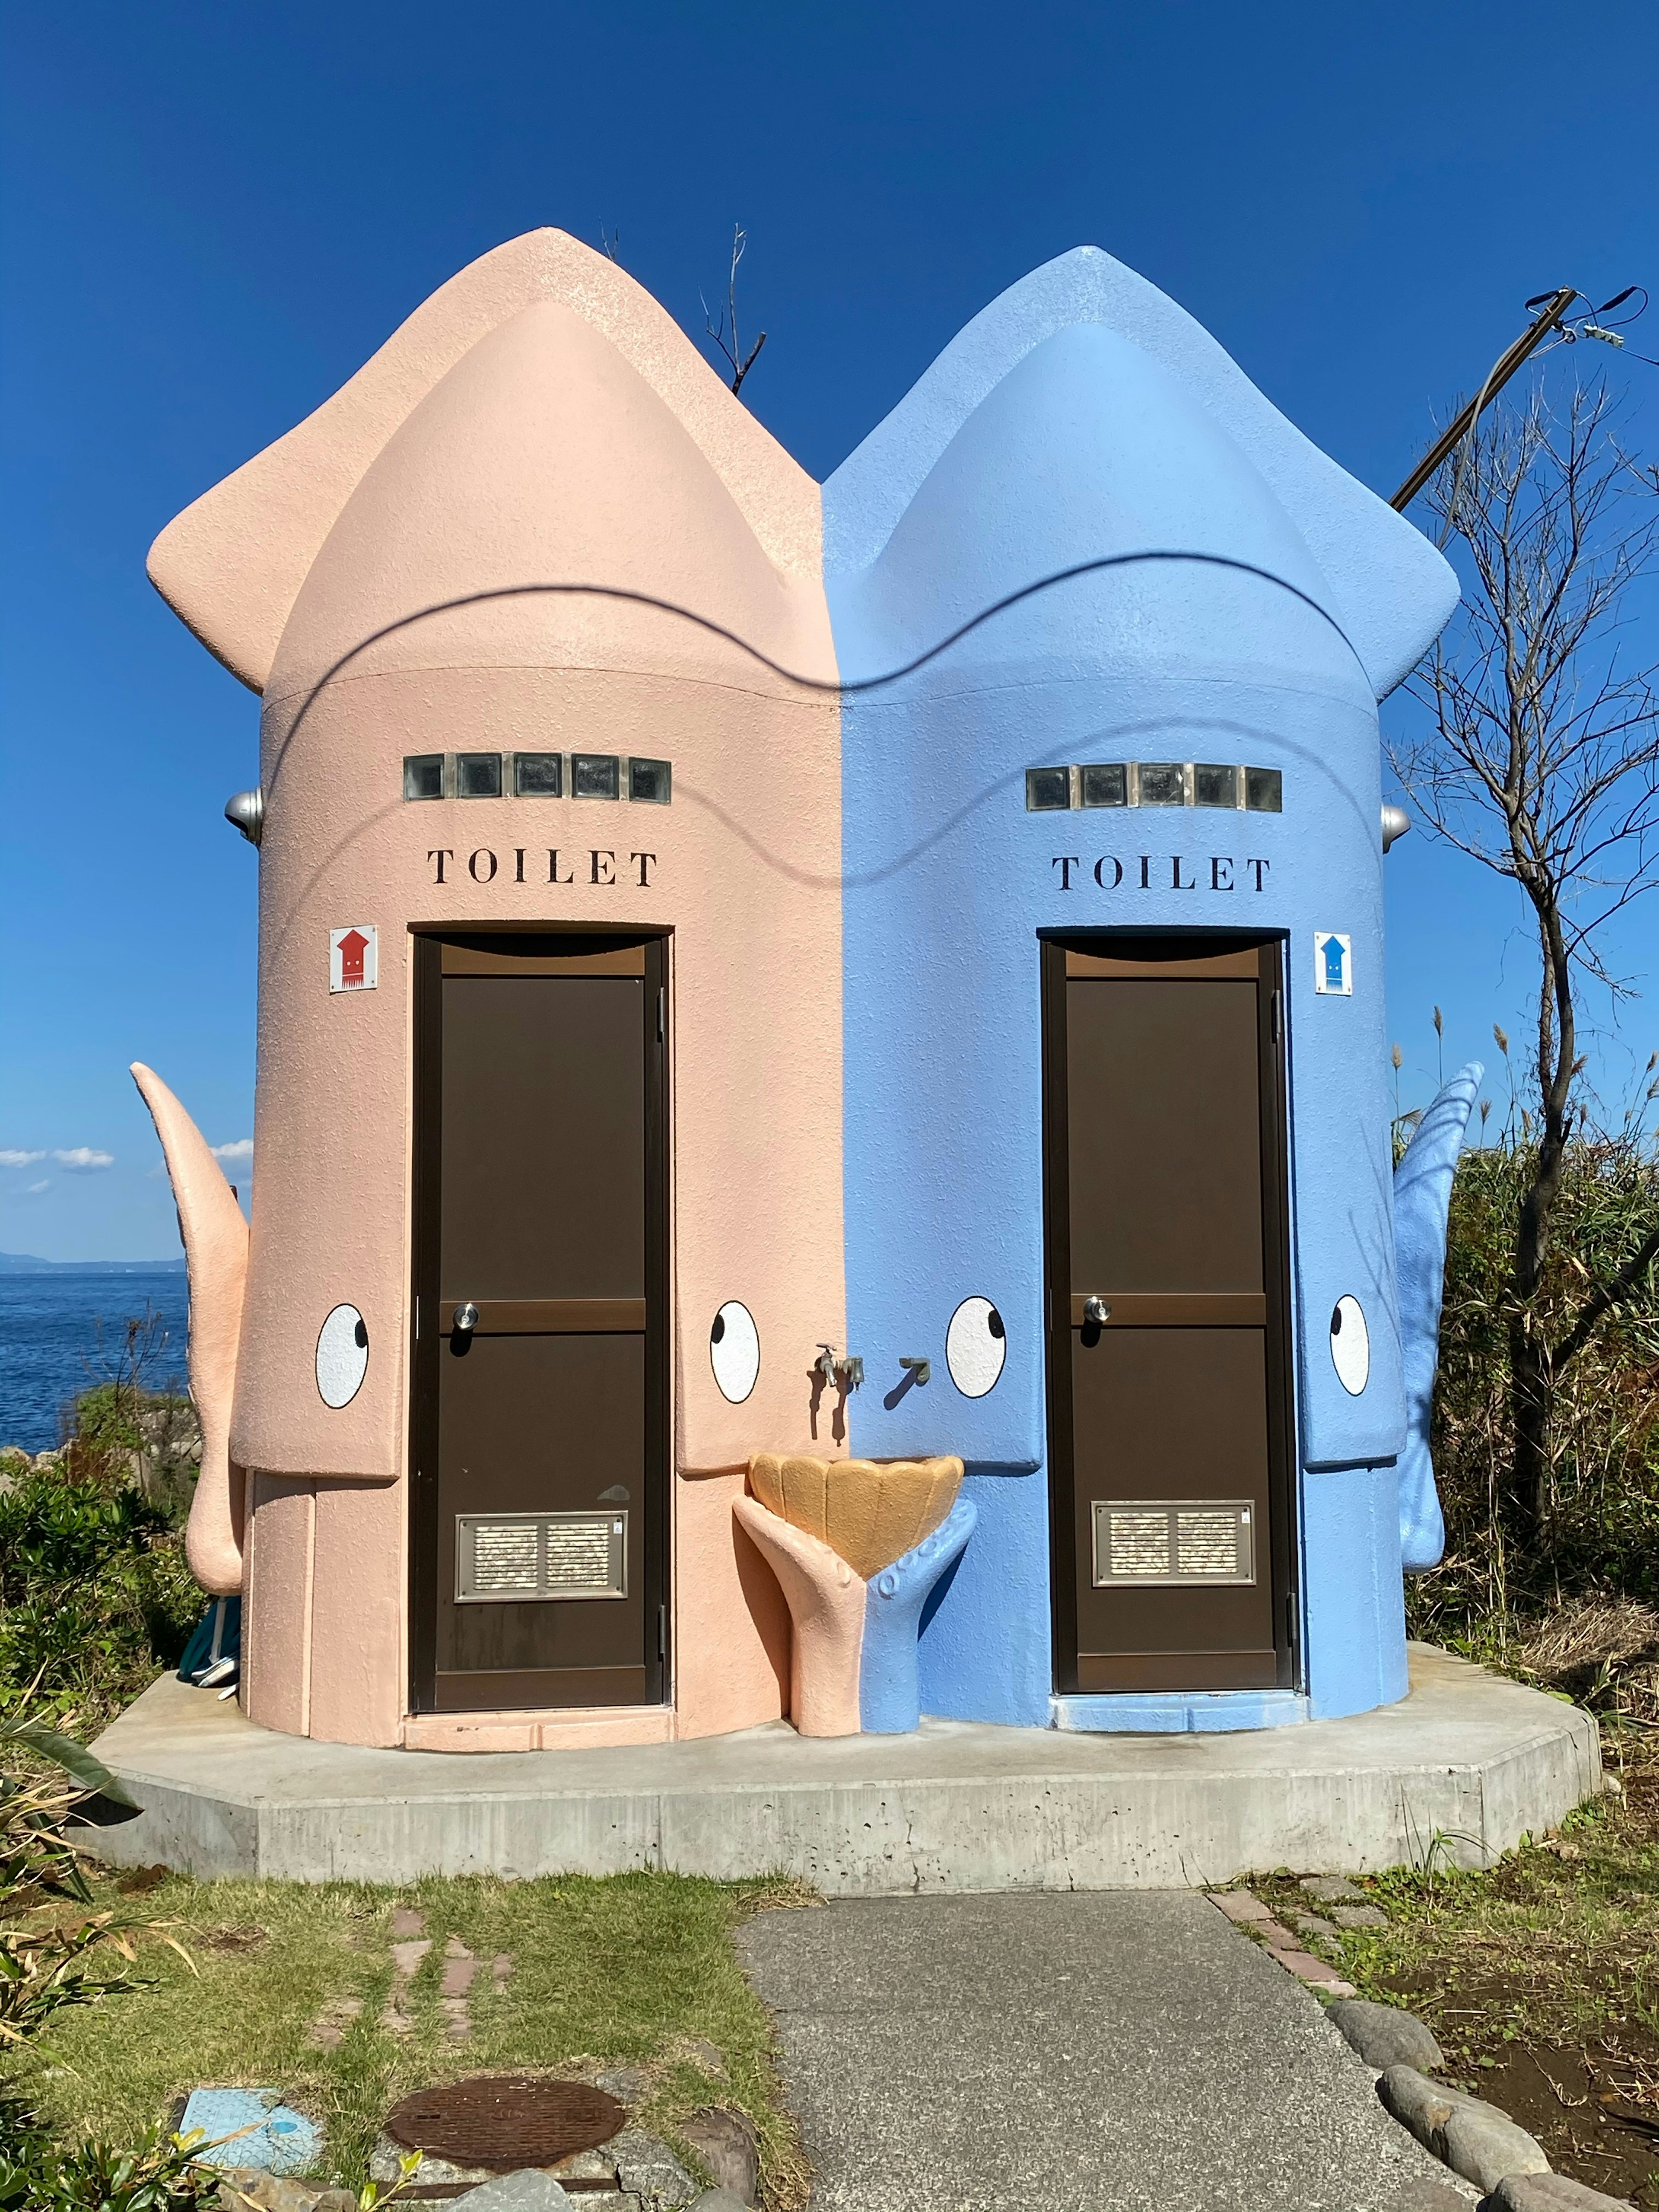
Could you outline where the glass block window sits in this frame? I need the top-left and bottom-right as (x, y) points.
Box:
(403, 754), (445, 801)
(1023, 760), (1284, 810)
(456, 753), (502, 799)
(1025, 766), (1071, 812)
(1137, 762), (1186, 806)
(572, 753), (620, 800)
(1079, 763), (1128, 808)
(513, 752), (563, 798)
(628, 757), (672, 804)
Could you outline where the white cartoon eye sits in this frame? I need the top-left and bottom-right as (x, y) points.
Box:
(1329, 1297), (1369, 1395)
(316, 1304), (369, 1408)
(709, 1301), (760, 1405)
(946, 1296), (1006, 1398)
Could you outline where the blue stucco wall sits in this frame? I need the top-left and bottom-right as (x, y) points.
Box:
(825, 250), (1457, 1728)
(914, 1471), (1052, 1726)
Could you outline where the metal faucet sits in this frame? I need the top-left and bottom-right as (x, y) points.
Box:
(816, 1345), (864, 1390)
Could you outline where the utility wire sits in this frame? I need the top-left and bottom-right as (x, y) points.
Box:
(1392, 286), (1653, 516)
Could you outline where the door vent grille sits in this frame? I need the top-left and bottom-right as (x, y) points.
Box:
(455, 1511), (627, 1603)
(1092, 1500), (1255, 1587)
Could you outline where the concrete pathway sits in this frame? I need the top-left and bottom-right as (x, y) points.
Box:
(738, 1892), (1476, 2212)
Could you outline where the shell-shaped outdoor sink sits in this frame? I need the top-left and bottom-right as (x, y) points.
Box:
(737, 1452), (973, 1735)
(747, 1452), (962, 1581)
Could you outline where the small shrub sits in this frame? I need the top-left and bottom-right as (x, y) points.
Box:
(0, 1713), (209, 2207)
(0, 1313), (205, 1726)
(1409, 1133), (1659, 1646)
(0, 1467), (201, 1728)
(55, 1312), (200, 1516)
(0, 2125), (219, 2212)
(0, 1912), (147, 2048)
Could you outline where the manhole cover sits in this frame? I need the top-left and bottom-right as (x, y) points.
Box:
(385, 2077), (626, 2170)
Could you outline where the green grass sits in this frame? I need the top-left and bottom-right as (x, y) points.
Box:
(1266, 1791), (1659, 2045)
(10, 1868), (817, 2205)
(1239, 1748), (1659, 2204)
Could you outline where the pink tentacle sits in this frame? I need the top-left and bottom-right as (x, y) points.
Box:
(732, 1495), (865, 1736)
(129, 1063), (248, 1595)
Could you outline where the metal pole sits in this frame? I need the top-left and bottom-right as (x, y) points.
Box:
(1390, 288), (1577, 512)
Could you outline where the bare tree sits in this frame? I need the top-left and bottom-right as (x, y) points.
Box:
(1392, 377), (1659, 1543)
(702, 224), (767, 397)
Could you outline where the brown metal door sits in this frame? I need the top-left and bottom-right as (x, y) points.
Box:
(1042, 937), (1293, 1694)
(410, 934), (668, 1713)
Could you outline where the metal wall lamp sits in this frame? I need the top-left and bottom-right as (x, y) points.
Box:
(225, 788), (264, 846)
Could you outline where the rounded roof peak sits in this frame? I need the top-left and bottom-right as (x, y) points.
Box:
(826, 245), (1456, 699)
(149, 228), (822, 694)
(269, 298), (830, 699)
(828, 321), (1337, 681)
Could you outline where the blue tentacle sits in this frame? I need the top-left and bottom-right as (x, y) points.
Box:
(859, 1497), (979, 1733)
(1394, 1061), (1483, 1572)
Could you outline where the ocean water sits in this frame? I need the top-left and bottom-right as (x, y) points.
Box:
(0, 1272), (189, 1454)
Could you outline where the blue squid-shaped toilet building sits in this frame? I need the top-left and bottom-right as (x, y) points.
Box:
(823, 249), (1462, 1735)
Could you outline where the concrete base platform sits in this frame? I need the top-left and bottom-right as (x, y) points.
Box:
(89, 1644), (1601, 1892)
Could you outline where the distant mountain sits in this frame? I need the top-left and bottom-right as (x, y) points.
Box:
(0, 1252), (187, 1274)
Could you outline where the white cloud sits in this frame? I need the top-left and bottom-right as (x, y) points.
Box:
(25, 1179), (49, 1195)
(210, 1139), (254, 1162)
(3, 1145), (116, 1173)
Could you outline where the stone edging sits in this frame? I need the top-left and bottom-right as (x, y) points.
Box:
(1206, 1889), (1634, 2210)
(215, 2162), (741, 2212)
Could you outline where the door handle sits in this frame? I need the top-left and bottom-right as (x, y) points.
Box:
(1082, 1295), (1112, 1326)
(454, 1301), (480, 1335)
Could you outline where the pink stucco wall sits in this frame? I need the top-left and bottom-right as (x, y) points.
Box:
(149, 234), (843, 1749)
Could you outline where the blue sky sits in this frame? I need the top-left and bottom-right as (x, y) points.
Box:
(3, 0), (1656, 1259)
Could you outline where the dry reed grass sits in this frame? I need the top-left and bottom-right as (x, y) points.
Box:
(1508, 1596), (1659, 1730)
